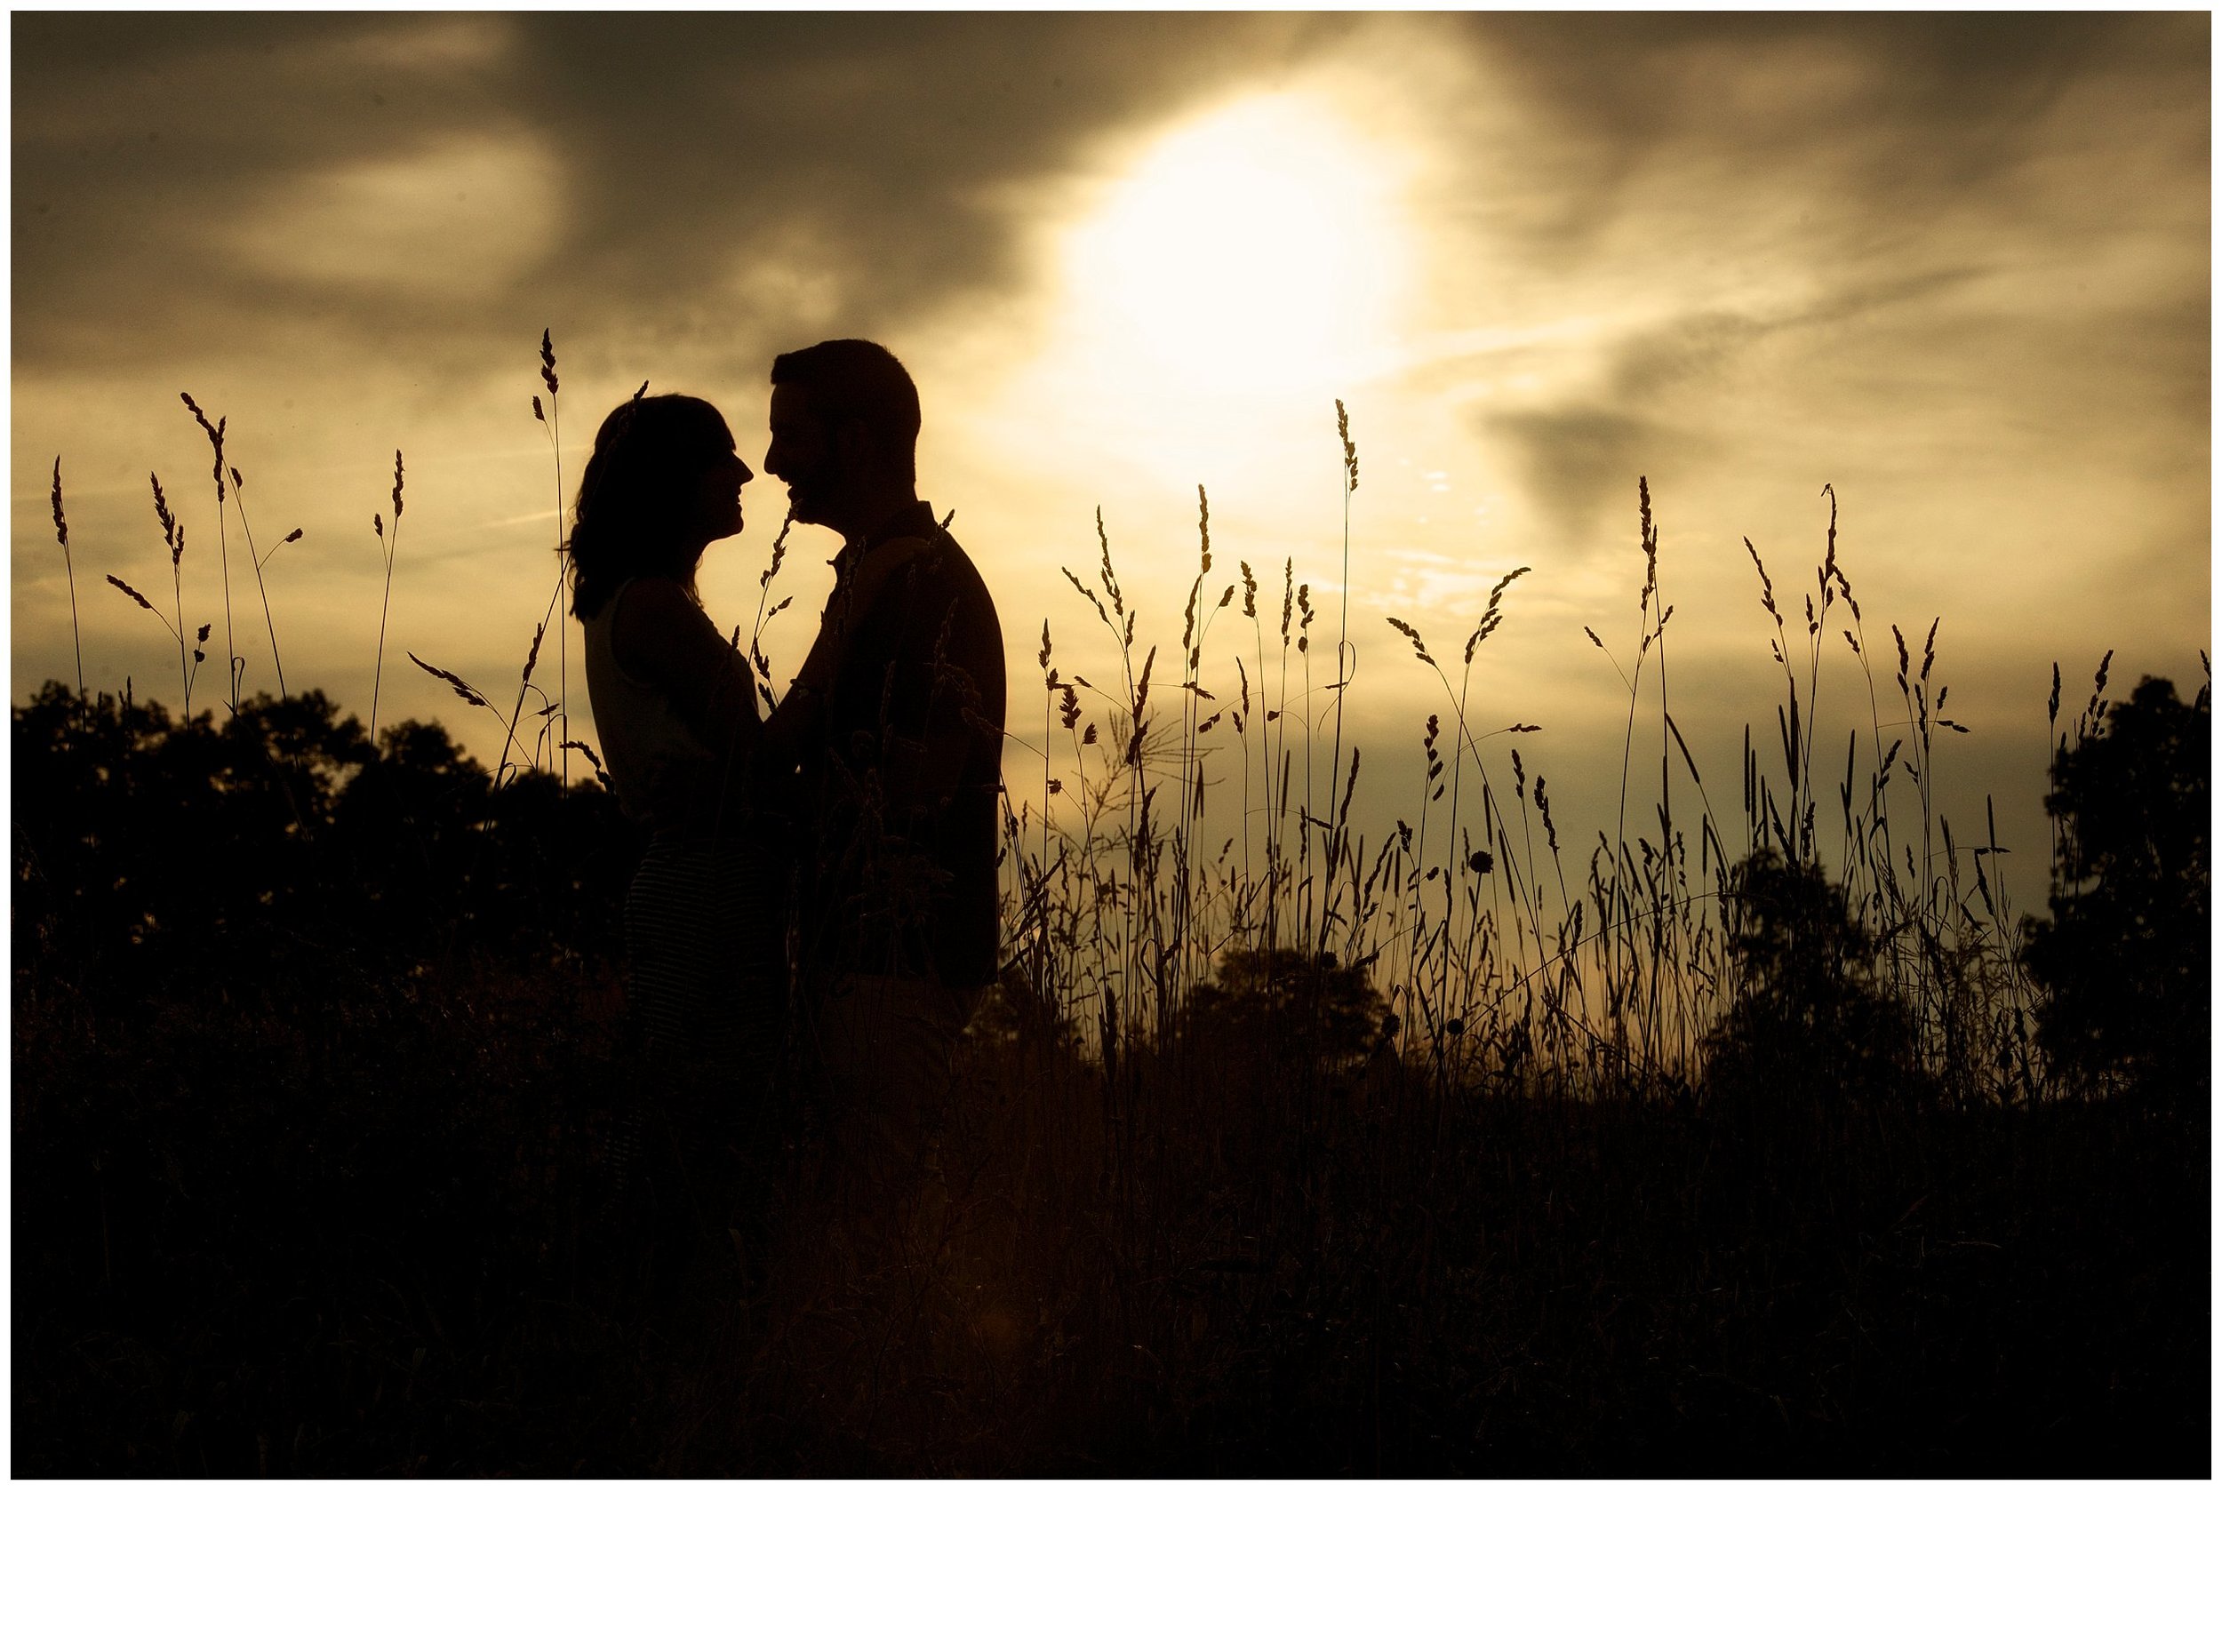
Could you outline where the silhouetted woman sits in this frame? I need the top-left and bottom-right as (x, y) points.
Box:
(569, 393), (783, 1205)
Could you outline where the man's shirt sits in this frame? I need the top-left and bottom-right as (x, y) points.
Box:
(788, 500), (1006, 987)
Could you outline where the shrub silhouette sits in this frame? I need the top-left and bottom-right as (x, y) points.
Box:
(2025, 674), (2209, 1105)
(1186, 946), (1387, 1073)
(12, 682), (637, 1000)
(13, 682), (352, 991)
(1702, 848), (1920, 1116)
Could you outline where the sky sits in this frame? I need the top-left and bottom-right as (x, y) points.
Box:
(11, 10), (2210, 887)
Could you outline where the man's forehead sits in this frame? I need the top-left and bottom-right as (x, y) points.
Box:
(768, 382), (818, 424)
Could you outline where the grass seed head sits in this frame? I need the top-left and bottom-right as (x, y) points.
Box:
(107, 573), (158, 614)
(409, 651), (489, 708)
(150, 473), (177, 552)
(180, 392), (227, 500)
(1387, 616), (1433, 667)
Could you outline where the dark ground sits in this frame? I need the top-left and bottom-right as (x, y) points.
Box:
(12, 949), (2207, 1476)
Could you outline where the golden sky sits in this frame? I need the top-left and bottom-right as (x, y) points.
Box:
(12, 12), (2210, 872)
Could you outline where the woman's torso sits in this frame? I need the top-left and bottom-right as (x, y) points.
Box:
(582, 577), (755, 842)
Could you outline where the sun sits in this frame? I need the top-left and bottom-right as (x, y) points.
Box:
(1060, 93), (1412, 403)
(968, 89), (1421, 505)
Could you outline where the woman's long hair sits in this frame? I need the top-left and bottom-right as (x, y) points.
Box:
(566, 393), (737, 621)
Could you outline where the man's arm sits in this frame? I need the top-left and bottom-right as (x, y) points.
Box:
(882, 587), (998, 818)
(757, 535), (931, 774)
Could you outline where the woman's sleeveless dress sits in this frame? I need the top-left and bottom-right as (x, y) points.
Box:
(581, 579), (787, 1088)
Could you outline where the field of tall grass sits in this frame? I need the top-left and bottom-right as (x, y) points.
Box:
(12, 336), (2209, 1474)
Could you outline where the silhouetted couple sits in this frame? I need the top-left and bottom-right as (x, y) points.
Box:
(566, 340), (1005, 1241)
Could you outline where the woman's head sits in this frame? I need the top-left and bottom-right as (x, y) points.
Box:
(567, 393), (752, 619)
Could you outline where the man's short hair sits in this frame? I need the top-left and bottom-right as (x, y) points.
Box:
(771, 339), (921, 468)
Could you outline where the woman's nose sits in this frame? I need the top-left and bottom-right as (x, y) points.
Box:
(738, 458), (755, 484)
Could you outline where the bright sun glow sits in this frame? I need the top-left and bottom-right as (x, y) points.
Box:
(963, 89), (1424, 531)
(1055, 95), (1412, 416)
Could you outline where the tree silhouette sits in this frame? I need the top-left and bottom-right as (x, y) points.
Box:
(1702, 848), (1920, 1116)
(2025, 674), (2209, 1105)
(1187, 946), (1387, 1073)
(13, 682), (637, 1002)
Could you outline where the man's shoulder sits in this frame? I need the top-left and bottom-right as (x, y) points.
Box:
(881, 527), (994, 617)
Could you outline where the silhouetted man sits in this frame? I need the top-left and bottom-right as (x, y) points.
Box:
(763, 339), (1006, 1181)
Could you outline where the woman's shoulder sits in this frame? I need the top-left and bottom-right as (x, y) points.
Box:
(610, 575), (707, 626)
(610, 576), (713, 680)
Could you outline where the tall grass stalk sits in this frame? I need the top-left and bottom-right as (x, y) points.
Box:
(1002, 463), (2038, 1110)
(49, 459), (84, 710)
(530, 330), (568, 786)
(228, 463), (300, 700)
(1324, 400), (1358, 953)
(180, 394), (240, 712)
(105, 474), (204, 718)
(369, 451), (404, 737)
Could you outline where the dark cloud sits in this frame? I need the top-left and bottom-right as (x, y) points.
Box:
(12, 12), (1345, 380)
(1444, 12), (2205, 560)
(13, 14), (538, 367)
(508, 13), (1355, 371)
(1443, 12), (2206, 270)
(1483, 406), (1671, 553)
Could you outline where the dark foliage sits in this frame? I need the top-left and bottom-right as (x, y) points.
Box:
(12, 680), (642, 1006)
(1186, 946), (1387, 1071)
(2025, 675), (2209, 1107)
(1704, 849), (1923, 1118)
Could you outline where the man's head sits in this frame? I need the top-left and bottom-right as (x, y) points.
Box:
(764, 339), (922, 538)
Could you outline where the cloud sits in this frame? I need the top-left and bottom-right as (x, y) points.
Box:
(1411, 11), (2205, 568)
(228, 132), (563, 298)
(1482, 406), (1666, 553)
(12, 12), (1346, 385)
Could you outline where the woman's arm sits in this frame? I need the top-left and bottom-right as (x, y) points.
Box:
(610, 577), (761, 760)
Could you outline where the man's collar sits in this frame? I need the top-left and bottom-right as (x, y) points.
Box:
(835, 499), (936, 571)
